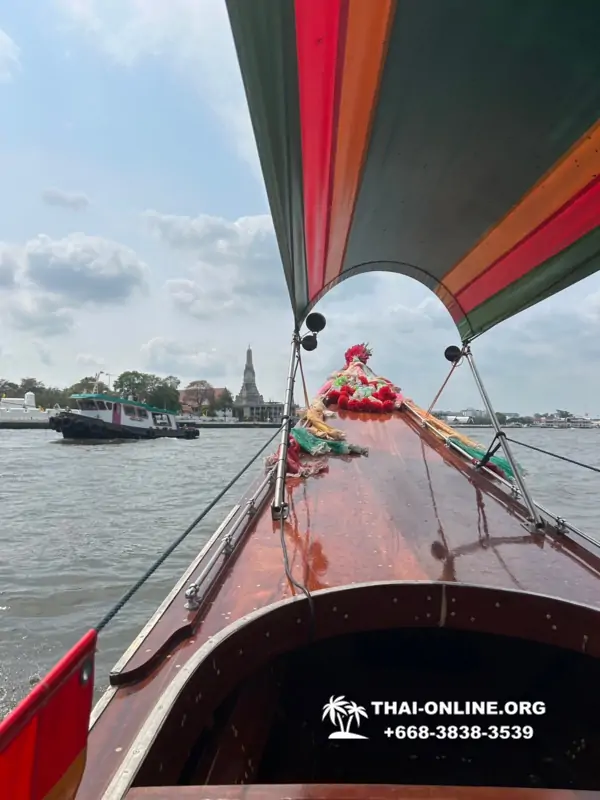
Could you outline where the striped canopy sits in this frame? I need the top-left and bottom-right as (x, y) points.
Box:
(226, 0), (600, 341)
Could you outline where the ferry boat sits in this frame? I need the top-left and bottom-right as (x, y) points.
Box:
(2, 2), (600, 798)
(48, 393), (199, 441)
(0, 392), (63, 427)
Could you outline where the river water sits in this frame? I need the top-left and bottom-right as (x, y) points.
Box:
(1, 425), (599, 718)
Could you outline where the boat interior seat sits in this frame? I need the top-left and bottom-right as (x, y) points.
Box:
(127, 581), (600, 792)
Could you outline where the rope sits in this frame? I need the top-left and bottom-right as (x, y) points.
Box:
(426, 358), (462, 416)
(297, 350), (311, 408)
(95, 425), (284, 633)
(279, 514), (316, 642)
(504, 436), (600, 475)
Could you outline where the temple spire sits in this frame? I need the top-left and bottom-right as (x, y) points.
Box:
(235, 346), (263, 406)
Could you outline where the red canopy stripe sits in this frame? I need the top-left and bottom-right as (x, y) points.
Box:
(0, 629), (97, 800)
(320, 0), (396, 291)
(456, 175), (600, 314)
(226, 0), (600, 338)
(439, 118), (600, 301)
(295, 0), (344, 302)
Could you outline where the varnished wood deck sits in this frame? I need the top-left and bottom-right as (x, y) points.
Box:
(81, 410), (600, 797)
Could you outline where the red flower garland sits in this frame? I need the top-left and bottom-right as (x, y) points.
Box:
(344, 343), (372, 366)
(321, 345), (403, 414)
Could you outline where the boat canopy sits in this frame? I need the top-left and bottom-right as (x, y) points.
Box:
(226, 0), (600, 341)
(69, 393), (176, 416)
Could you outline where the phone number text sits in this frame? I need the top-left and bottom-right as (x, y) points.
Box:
(385, 725), (534, 740)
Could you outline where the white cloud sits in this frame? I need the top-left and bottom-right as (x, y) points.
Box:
(56, 0), (258, 171)
(25, 233), (147, 304)
(141, 337), (227, 381)
(9, 294), (74, 336)
(42, 188), (90, 210)
(0, 232), (148, 335)
(0, 246), (19, 288)
(76, 353), (105, 369)
(0, 28), (20, 83)
(145, 210), (288, 318)
(35, 342), (53, 366)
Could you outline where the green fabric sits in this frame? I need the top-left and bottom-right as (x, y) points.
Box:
(291, 426), (368, 457)
(226, 0), (600, 335)
(458, 226), (600, 341)
(226, 0), (308, 321)
(447, 437), (522, 481)
(340, 1), (600, 338)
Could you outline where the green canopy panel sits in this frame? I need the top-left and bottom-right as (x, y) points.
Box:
(226, 0), (600, 341)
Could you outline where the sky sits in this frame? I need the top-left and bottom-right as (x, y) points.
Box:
(1, 1), (600, 416)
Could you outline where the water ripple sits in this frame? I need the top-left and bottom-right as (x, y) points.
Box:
(0, 428), (273, 716)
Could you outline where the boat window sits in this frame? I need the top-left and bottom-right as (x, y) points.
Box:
(137, 407), (148, 419)
(96, 401), (107, 410)
(78, 400), (98, 411)
(123, 405), (136, 417)
(105, 401), (113, 410)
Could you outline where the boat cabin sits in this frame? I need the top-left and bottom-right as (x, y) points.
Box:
(69, 393), (178, 431)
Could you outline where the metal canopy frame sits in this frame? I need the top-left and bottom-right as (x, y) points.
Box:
(461, 345), (544, 530)
(271, 334), (301, 521)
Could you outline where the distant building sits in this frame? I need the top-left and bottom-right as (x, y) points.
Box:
(234, 346), (295, 423)
(461, 408), (485, 418)
(235, 346), (264, 408)
(179, 383), (227, 413)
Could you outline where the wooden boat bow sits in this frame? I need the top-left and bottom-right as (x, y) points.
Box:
(72, 407), (600, 798)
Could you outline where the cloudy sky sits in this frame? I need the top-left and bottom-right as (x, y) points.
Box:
(1, 1), (599, 416)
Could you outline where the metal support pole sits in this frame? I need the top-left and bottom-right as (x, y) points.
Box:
(271, 334), (300, 520)
(463, 345), (544, 530)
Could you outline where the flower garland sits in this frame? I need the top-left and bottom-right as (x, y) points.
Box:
(316, 344), (404, 414)
(344, 343), (372, 366)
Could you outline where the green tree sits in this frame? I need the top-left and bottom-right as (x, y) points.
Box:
(113, 371), (181, 412)
(215, 388), (234, 411)
(68, 376), (109, 395)
(556, 409), (572, 419)
(19, 377), (45, 394)
(37, 386), (69, 409)
(113, 371), (151, 400)
(496, 412), (506, 425)
(162, 375), (181, 390)
(0, 378), (19, 396)
(184, 379), (214, 409)
(146, 381), (181, 412)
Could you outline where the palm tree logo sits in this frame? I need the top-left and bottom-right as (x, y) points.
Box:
(322, 695), (369, 739)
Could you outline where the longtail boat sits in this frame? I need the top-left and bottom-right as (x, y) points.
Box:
(2, 1), (600, 797)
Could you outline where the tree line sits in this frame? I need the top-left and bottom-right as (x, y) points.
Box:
(0, 371), (234, 415)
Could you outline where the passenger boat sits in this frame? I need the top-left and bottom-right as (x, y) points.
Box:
(48, 393), (199, 441)
(2, 1), (600, 797)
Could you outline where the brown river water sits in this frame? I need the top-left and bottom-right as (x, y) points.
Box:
(1, 425), (599, 718)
